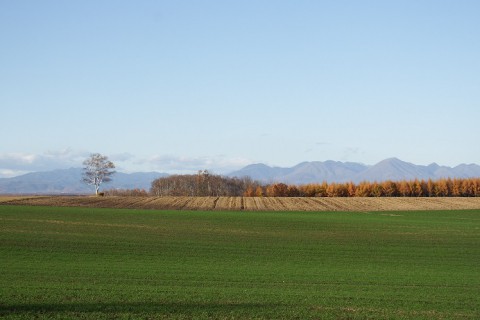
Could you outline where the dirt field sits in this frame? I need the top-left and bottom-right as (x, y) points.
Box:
(0, 196), (35, 203)
(2, 196), (480, 211)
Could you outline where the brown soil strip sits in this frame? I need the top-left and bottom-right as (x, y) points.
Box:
(2, 196), (480, 212)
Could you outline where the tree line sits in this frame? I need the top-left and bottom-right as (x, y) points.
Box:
(253, 178), (480, 197)
(105, 174), (480, 197)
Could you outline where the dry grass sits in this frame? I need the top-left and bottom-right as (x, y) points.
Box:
(2, 196), (480, 211)
(0, 196), (40, 203)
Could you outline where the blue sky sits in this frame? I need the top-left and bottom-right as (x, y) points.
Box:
(1, 1), (479, 177)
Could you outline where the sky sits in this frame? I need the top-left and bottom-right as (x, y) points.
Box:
(1, 1), (479, 177)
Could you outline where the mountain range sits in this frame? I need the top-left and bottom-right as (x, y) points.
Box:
(228, 158), (480, 184)
(1, 158), (480, 194)
(0, 168), (167, 194)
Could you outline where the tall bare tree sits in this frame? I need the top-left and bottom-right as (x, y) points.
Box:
(82, 153), (115, 195)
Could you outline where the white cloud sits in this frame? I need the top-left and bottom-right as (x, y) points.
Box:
(0, 150), (253, 178)
(138, 154), (252, 174)
(0, 149), (88, 177)
(0, 169), (30, 178)
(110, 152), (135, 162)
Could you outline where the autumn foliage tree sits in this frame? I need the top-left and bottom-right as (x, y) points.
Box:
(250, 178), (480, 198)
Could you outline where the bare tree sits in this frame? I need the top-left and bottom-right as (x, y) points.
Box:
(82, 153), (116, 195)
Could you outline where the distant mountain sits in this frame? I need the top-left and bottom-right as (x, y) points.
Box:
(228, 158), (480, 184)
(453, 163), (480, 177)
(0, 168), (167, 194)
(228, 161), (367, 184)
(2, 158), (479, 194)
(230, 164), (293, 182)
(354, 158), (429, 182)
(283, 161), (367, 184)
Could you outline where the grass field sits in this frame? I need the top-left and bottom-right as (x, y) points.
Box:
(1, 205), (479, 319)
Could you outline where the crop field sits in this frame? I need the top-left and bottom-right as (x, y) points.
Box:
(0, 197), (33, 204)
(1, 205), (479, 319)
(3, 195), (480, 211)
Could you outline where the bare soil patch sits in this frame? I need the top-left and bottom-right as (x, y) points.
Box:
(2, 196), (480, 211)
(0, 196), (47, 203)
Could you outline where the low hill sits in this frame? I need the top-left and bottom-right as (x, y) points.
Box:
(0, 168), (167, 194)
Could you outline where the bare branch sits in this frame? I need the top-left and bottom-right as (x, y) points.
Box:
(82, 153), (116, 195)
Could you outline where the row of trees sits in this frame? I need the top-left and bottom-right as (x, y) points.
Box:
(149, 176), (480, 197)
(124, 177), (480, 198)
(249, 178), (480, 197)
(150, 175), (480, 197)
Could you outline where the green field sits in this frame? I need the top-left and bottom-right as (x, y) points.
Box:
(1, 206), (479, 319)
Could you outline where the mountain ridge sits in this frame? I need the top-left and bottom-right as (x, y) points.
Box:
(228, 158), (480, 184)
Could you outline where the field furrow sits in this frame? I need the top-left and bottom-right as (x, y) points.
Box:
(2, 196), (480, 211)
